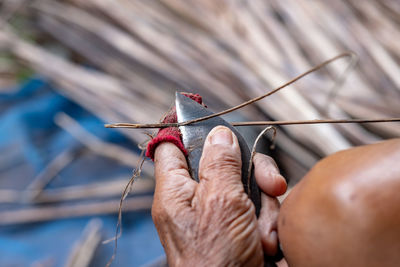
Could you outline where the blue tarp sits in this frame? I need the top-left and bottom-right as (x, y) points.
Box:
(0, 77), (164, 266)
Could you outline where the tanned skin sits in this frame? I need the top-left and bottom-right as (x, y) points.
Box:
(278, 138), (400, 267)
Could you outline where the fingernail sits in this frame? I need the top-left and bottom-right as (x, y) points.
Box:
(210, 127), (233, 145)
(274, 174), (286, 183)
(269, 230), (277, 244)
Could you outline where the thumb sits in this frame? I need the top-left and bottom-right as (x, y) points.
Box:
(198, 126), (244, 193)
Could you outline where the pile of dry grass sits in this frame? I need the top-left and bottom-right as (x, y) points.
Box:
(1, 0), (400, 192)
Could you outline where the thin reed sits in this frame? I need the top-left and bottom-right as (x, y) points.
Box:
(1, 0), (399, 216)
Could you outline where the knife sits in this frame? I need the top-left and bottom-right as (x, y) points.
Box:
(175, 92), (261, 216)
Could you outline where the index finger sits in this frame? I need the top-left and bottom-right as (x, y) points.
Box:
(154, 142), (197, 205)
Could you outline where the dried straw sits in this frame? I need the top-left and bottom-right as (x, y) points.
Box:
(1, 0), (399, 218)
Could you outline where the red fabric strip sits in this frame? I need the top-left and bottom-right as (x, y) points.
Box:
(145, 93), (203, 161)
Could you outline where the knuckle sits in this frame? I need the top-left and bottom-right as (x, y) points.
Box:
(257, 154), (278, 170)
(202, 150), (241, 178)
(151, 192), (174, 224)
(206, 190), (252, 214)
(152, 190), (189, 225)
(151, 202), (166, 224)
(234, 195), (254, 213)
(168, 168), (190, 183)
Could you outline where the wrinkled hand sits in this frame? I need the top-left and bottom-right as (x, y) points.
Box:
(152, 126), (287, 266)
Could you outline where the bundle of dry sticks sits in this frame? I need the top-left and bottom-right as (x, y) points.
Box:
(1, 0), (400, 197)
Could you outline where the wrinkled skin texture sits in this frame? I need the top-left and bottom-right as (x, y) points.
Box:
(152, 126), (287, 266)
(278, 138), (400, 267)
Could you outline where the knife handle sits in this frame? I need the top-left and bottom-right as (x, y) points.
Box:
(246, 168), (262, 217)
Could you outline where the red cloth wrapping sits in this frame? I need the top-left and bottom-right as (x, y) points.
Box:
(145, 93), (203, 161)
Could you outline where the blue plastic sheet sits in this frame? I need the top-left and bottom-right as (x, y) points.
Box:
(0, 77), (164, 266)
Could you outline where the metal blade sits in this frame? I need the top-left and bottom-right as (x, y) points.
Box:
(175, 92), (261, 215)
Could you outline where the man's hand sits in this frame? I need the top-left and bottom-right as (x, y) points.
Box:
(152, 126), (287, 266)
